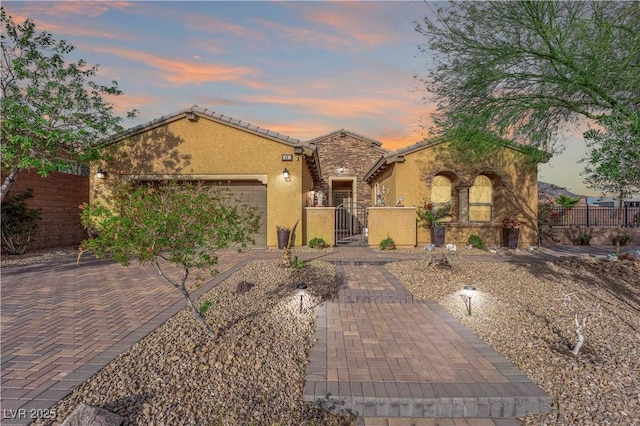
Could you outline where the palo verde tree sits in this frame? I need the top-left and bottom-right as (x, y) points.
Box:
(79, 181), (260, 338)
(581, 114), (640, 255)
(416, 1), (640, 154)
(0, 7), (135, 201)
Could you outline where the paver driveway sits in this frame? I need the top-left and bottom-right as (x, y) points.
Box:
(0, 251), (254, 425)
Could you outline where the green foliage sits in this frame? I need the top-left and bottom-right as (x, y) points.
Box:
(417, 1), (640, 151)
(199, 300), (213, 314)
(1, 188), (42, 254)
(0, 8), (136, 201)
(416, 199), (450, 228)
(555, 195), (581, 208)
(291, 256), (305, 269)
(308, 237), (328, 249)
(537, 202), (558, 245)
(379, 236), (396, 251)
(80, 181), (260, 337)
(576, 233), (592, 246)
(467, 234), (486, 251)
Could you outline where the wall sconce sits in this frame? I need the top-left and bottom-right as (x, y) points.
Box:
(460, 285), (477, 316)
(282, 168), (290, 181)
(338, 165), (345, 174)
(95, 170), (107, 179)
(296, 282), (308, 313)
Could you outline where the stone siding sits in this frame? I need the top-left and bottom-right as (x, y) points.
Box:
(312, 131), (386, 207)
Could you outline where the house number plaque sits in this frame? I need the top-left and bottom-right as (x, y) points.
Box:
(281, 154), (293, 161)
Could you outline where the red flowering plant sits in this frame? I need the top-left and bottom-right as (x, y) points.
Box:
(416, 198), (451, 228)
(502, 213), (526, 229)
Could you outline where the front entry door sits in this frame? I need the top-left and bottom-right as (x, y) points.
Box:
(333, 191), (351, 208)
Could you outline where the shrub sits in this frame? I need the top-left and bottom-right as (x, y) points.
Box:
(416, 198), (451, 228)
(576, 233), (591, 245)
(1, 188), (42, 254)
(467, 233), (486, 250)
(308, 237), (328, 249)
(379, 236), (396, 250)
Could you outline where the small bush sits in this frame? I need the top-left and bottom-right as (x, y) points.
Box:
(576, 233), (591, 245)
(379, 236), (396, 250)
(308, 237), (328, 249)
(291, 256), (305, 269)
(1, 188), (42, 254)
(467, 233), (486, 250)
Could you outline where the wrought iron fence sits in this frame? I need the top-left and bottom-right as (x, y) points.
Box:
(548, 205), (640, 227)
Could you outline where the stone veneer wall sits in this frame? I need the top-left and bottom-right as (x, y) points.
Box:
(312, 132), (387, 208)
(1, 170), (89, 251)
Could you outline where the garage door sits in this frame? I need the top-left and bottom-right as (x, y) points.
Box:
(203, 181), (267, 248)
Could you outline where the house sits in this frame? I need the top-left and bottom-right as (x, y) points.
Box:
(92, 106), (544, 249)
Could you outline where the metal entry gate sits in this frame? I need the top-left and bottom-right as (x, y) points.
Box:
(335, 202), (368, 245)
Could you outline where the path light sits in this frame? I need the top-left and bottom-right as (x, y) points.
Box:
(95, 170), (107, 179)
(296, 282), (308, 313)
(460, 285), (477, 316)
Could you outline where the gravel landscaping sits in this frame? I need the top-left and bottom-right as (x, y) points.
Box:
(387, 257), (640, 425)
(33, 259), (354, 425)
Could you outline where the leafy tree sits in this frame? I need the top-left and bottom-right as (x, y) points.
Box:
(79, 181), (260, 338)
(1, 188), (42, 254)
(581, 114), (640, 255)
(555, 195), (581, 227)
(0, 8), (135, 201)
(416, 1), (640, 152)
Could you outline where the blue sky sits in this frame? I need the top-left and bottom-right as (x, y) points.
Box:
(4, 1), (595, 195)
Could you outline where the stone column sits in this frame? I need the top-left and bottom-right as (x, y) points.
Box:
(458, 186), (470, 223)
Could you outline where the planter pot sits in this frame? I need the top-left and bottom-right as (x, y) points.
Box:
(277, 229), (291, 249)
(502, 228), (520, 249)
(430, 227), (446, 247)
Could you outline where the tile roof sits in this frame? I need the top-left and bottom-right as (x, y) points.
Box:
(306, 129), (385, 148)
(104, 105), (310, 148)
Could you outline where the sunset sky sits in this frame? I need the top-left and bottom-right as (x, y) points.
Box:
(3, 1), (597, 195)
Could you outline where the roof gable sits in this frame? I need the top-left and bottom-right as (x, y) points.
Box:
(307, 129), (385, 149)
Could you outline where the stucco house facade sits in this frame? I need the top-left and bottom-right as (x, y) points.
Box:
(92, 106), (543, 249)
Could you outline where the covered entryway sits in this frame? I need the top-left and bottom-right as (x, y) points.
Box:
(335, 201), (368, 245)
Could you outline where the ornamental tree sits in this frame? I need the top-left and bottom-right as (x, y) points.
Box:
(581, 114), (640, 255)
(79, 181), (260, 338)
(0, 8), (135, 201)
(417, 1), (640, 153)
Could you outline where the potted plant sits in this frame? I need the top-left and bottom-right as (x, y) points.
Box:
(612, 233), (631, 246)
(416, 199), (451, 247)
(276, 225), (291, 249)
(502, 214), (526, 249)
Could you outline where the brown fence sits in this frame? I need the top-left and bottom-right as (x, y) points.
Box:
(549, 206), (640, 228)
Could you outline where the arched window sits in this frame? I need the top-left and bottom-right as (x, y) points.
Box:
(469, 175), (492, 222)
(431, 175), (452, 204)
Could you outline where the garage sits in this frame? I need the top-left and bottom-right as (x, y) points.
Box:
(203, 181), (267, 248)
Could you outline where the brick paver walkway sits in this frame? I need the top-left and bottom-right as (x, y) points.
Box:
(304, 250), (552, 424)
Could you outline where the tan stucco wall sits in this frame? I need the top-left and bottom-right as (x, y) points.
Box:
(370, 143), (539, 247)
(368, 207), (417, 249)
(304, 207), (336, 246)
(91, 115), (310, 248)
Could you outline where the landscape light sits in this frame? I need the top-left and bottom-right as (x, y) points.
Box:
(460, 285), (477, 316)
(296, 282), (308, 313)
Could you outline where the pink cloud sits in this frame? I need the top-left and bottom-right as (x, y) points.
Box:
(91, 46), (263, 88)
(18, 2), (134, 18)
(185, 14), (267, 43)
(254, 19), (350, 50)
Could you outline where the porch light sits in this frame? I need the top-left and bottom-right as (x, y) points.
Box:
(460, 285), (477, 316)
(283, 168), (290, 181)
(297, 282), (308, 313)
(338, 165), (345, 174)
(95, 170), (107, 179)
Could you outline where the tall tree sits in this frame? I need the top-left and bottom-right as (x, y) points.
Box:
(80, 181), (260, 338)
(416, 1), (640, 152)
(0, 8), (134, 201)
(581, 114), (640, 255)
